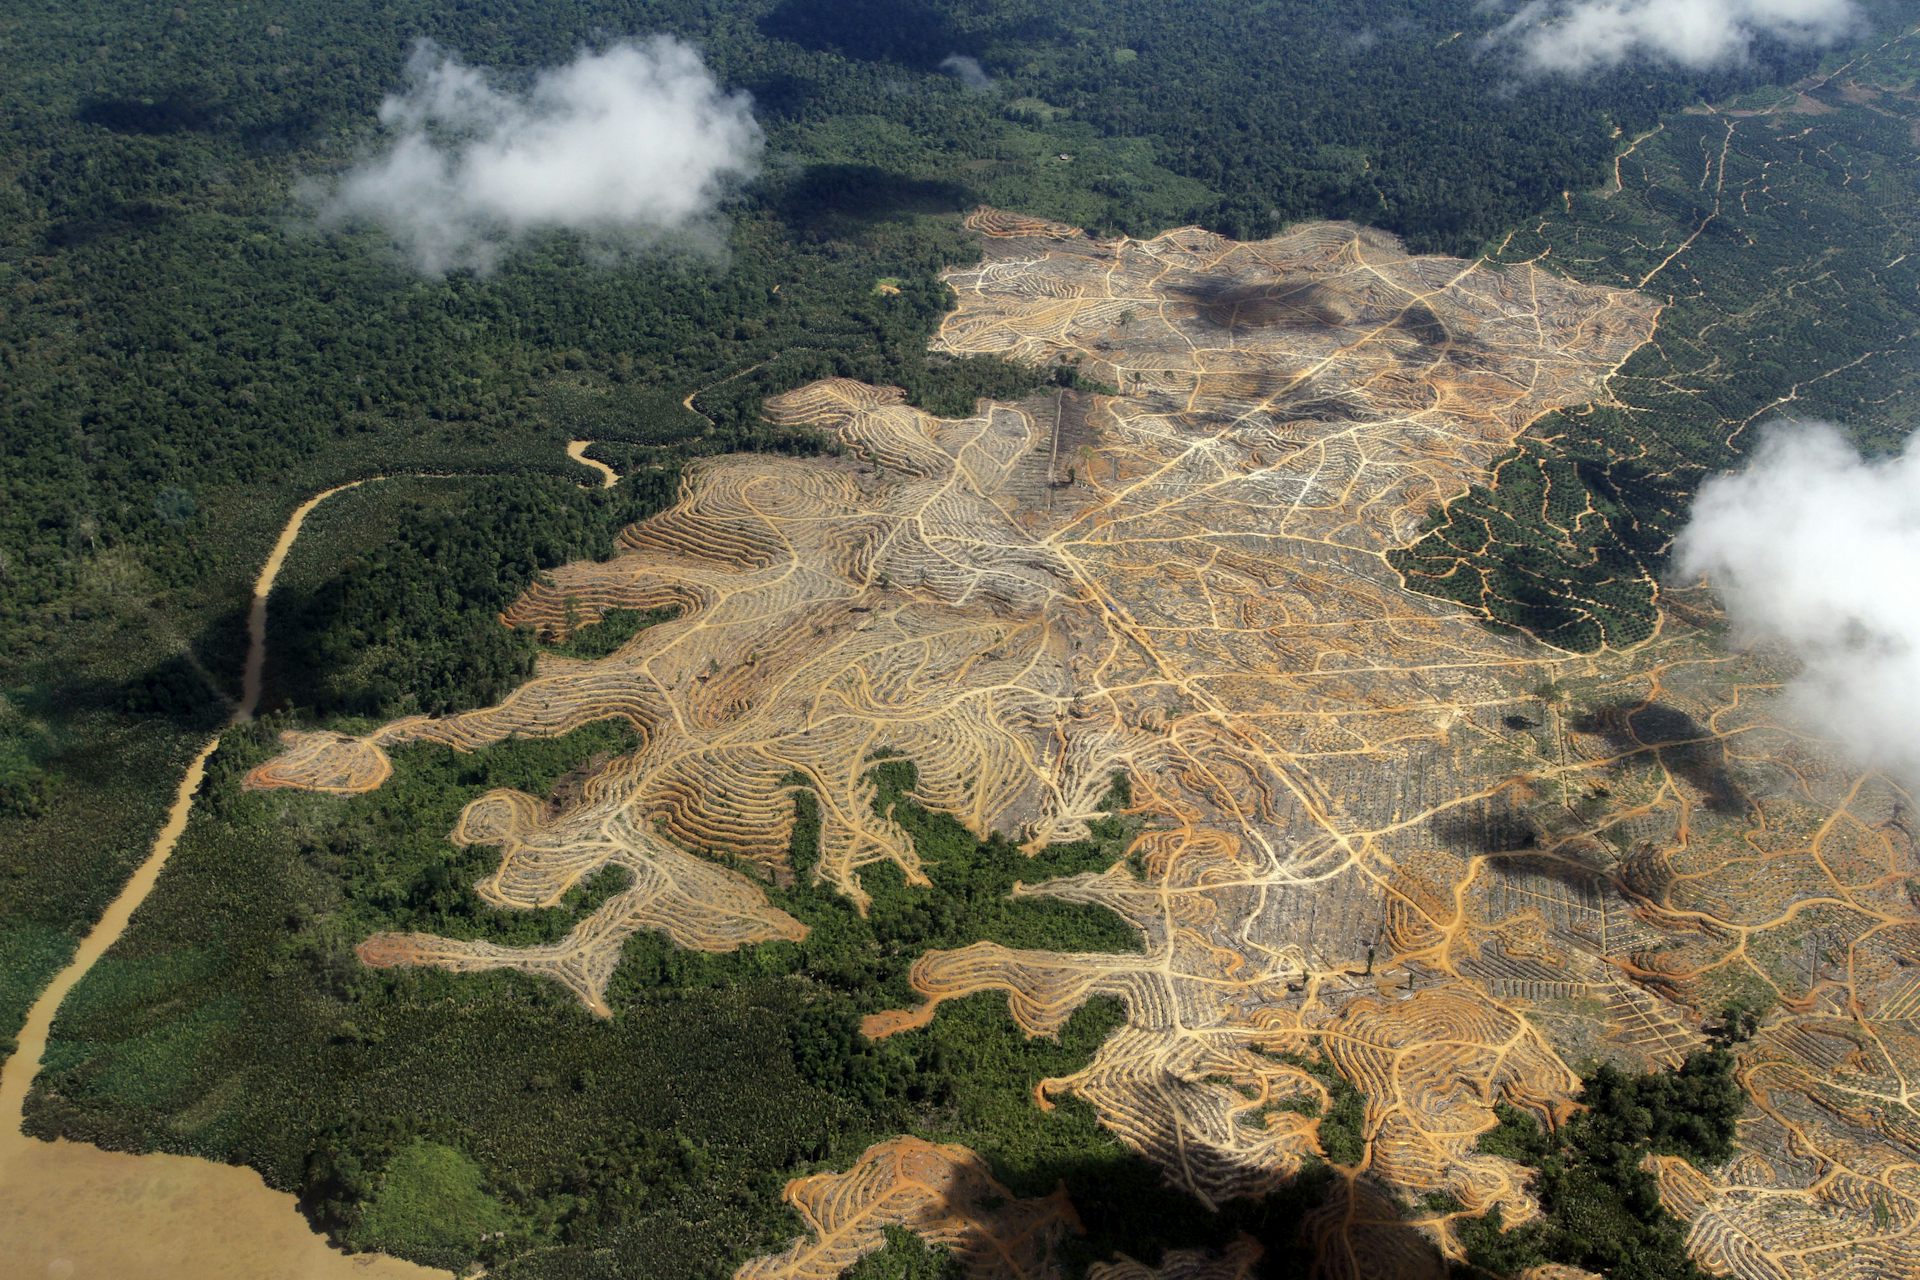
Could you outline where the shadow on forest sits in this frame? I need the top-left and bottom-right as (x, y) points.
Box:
(76, 89), (321, 155)
(33, 651), (227, 738)
(1568, 456), (1696, 559)
(44, 199), (177, 251)
(111, 653), (223, 727)
(78, 90), (221, 134)
(1573, 701), (1751, 818)
(38, 600), (244, 733)
(1483, 573), (1593, 648)
(760, 0), (980, 67)
(740, 71), (817, 120)
(773, 163), (977, 238)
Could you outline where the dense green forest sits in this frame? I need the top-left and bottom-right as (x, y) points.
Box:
(844, 1229), (965, 1280)
(274, 475), (672, 720)
(1461, 1050), (1745, 1280)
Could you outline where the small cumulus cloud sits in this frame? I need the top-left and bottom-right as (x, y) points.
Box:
(939, 54), (995, 92)
(314, 37), (762, 275)
(1671, 422), (1920, 783)
(1494, 0), (1859, 74)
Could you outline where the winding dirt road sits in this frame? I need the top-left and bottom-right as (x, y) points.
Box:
(565, 440), (619, 489)
(0, 479), (445, 1279)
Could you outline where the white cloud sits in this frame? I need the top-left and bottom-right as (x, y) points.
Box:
(1671, 423), (1920, 783)
(939, 54), (995, 92)
(316, 37), (762, 275)
(1495, 0), (1859, 74)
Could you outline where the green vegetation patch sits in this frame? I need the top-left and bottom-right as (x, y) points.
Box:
(547, 607), (678, 661)
(0, 710), (207, 1071)
(1462, 1049), (1744, 1280)
(1260, 1051), (1368, 1167)
(276, 475), (675, 720)
(350, 1140), (520, 1265)
(0, 696), (55, 819)
(845, 1226), (964, 1279)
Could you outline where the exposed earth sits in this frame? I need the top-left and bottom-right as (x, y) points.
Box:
(244, 209), (1920, 1277)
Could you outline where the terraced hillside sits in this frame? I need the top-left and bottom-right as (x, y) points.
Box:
(251, 209), (1656, 1044)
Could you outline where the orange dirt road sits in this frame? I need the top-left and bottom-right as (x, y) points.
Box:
(566, 440), (619, 489)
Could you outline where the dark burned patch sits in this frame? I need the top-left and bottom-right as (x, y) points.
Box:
(1574, 701), (1753, 818)
(1618, 841), (1679, 903)
(543, 751), (625, 822)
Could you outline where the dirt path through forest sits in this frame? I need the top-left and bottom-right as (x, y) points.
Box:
(0, 478), (445, 1279)
(565, 440), (619, 489)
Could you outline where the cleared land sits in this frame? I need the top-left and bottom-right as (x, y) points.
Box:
(233, 40), (1920, 1271)
(238, 209), (1767, 1275)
